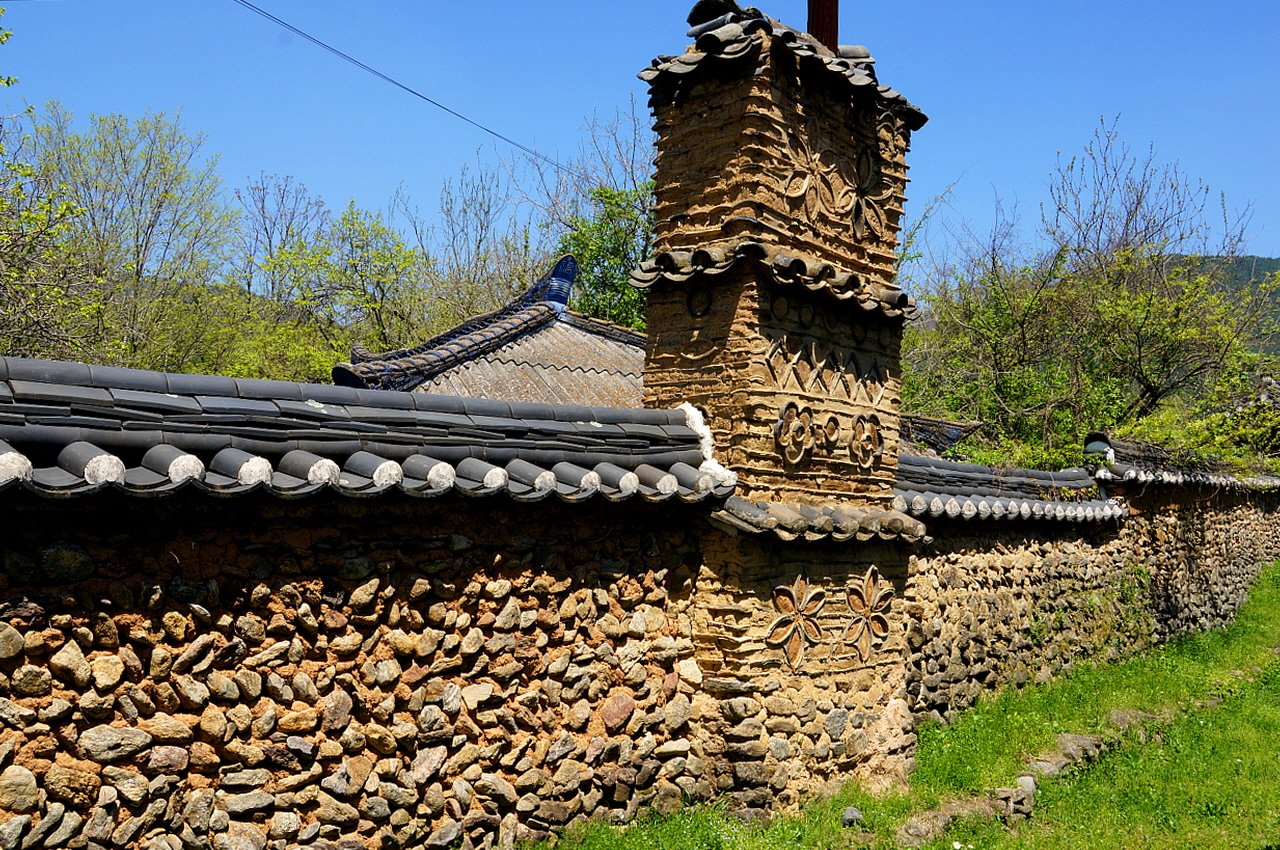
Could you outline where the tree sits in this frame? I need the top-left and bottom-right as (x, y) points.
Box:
(902, 122), (1275, 468)
(0, 16), (95, 361)
(27, 103), (239, 371)
(554, 182), (652, 328)
(512, 103), (656, 328)
(265, 200), (432, 354)
(395, 161), (548, 333)
(232, 172), (330, 303)
(0, 120), (91, 360)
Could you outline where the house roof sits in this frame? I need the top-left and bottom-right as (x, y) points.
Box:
(389, 313), (643, 408)
(331, 256), (644, 406)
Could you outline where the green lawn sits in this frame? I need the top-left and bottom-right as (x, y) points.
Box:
(537, 562), (1280, 850)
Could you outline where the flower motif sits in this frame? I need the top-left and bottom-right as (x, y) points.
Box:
(849, 414), (882, 469)
(828, 566), (893, 663)
(765, 575), (826, 670)
(775, 402), (816, 465)
(849, 145), (891, 241)
(783, 129), (855, 223)
(820, 414), (842, 449)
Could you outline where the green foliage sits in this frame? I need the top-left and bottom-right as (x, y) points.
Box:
(266, 200), (433, 354)
(0, 81), (98, 359)
(8, 102), (241, 371)
(555, 182), (653, 329)
(1, 14), (653, 375)
(0, 10), (16, 89)
(1121, 349), (1280, 474)
(903, 123), (1274, 468)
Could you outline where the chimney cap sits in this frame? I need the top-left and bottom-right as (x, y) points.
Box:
(838, 44), (874, 63)
(688, 0), (754, 27)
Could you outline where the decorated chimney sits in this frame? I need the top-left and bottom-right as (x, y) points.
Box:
(633, 0), (926, 509)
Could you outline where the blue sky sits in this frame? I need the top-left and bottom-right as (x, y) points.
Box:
(4, 0), (1279, 259)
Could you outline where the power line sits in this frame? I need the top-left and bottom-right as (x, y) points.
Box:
(228, 0), (584, 179)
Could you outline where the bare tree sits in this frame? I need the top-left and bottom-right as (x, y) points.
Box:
(232, 172), (330, 303)
(394, 160), (549, 333)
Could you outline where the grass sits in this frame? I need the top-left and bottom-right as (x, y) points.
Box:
(535, 561), (1280, 850)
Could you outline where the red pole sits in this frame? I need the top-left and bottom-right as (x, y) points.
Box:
(808, 0), (839, 51)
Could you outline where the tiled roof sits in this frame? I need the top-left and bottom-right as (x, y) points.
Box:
(710, 495), (928, 544)
(0, 357), (734, 503)
(332, 256), (637, 394)
(629, 241), (918, 318)
(1084, 433), (1280, 491)
(900, 414), (983, 455)
(893, 455), (1125, 523)
(403, 314), (644, 408)
(639, 2), (927, 131)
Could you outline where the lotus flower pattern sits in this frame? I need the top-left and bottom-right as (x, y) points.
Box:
(765, 574), (826, 670)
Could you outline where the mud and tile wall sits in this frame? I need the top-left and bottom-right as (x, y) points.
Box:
(648, 34), (911, 281)
(903, 490), (1280, 724)
(642, 27), (910, 510)
(0, 495), (725, 850)
(688, 532), (917, 797)
(644, 275), (903, 509)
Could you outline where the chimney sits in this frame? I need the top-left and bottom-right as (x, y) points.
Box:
(633, 2), (927, 509)
(808, 0), (838, 52)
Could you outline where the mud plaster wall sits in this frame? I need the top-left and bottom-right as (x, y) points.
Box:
(648, 38), (909, 280)
(643, 29), (911, 510)
(903, 489), (1280, 725)
(643, 275), (903, 508)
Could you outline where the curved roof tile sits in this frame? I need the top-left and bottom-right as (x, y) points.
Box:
(640, 3), (926, 130)
(0, 356), (735, 505)
(629, 241), (918, 318)
(892, 454), (1122, 524)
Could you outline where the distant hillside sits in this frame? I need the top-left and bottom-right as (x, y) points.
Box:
(1212, 256), (1280, 353)
(1219, 255), (1280, 291)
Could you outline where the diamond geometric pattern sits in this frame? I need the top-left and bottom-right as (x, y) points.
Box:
(763, 331), (887, 407)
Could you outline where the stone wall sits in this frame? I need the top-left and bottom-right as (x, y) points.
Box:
(0, 494), (717, 850)
(903, 488), (1280, 724)
(0, 485), (1276, 849)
